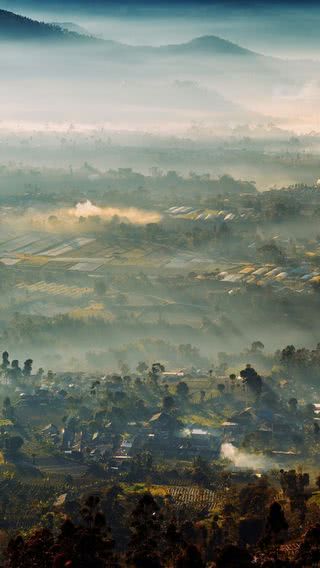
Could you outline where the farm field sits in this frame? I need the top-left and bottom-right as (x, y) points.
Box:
(124, 482), (225, 515)
(0, 232), (172, 273)
(16, 281), (93, 298)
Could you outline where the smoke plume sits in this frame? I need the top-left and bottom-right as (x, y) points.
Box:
(221, 442), (275, 470)
(70, 200), (161, 224)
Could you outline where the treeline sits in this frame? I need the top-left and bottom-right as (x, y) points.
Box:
(3, 487), (320, 567)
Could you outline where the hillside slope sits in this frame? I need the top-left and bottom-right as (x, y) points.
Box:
(0, 9), (91, 41)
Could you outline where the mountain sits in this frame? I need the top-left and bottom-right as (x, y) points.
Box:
(158, 35), (257, 57)
(0, 8), (307, 129)
(0, 9), (94, 41)
(0, 8), (257, 56)
(51, 21), (92, 36)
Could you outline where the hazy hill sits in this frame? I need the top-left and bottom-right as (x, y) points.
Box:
(0, 9), (257, 56)
(0, 8), (314, 128)
(51, 21), (92, 36)
(158, 35), (257, 57)
(0, 9), (93, 41)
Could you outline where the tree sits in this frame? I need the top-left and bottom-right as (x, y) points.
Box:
(36, 368), (44, 380)
(288, 397), (298, 412)
(176, 381), (189, 401)
(119, 361), (130, 376)
(127, 493), (162, 566)
(258, 242), (285, 263)
(192, 456), (211, 487)
(239, 481), (273, 517)
(162, 395), (175, 412)
(3, 397), (14, 420)
(216, 545), (253, 568)
(5, 501), (116, 567)
(23, 359), (33, 377)
(5, 435), (24, 453)
(134, 376), (142, 389)
(240, 364), (262, 400)
(281, 345), (296, 365)
(10, 360), (22, 382)
(151, 362), (165, 376)
(265, 501), (288, 542)
(175, 544), (204, 568)
(130, 451), (153, 479)
(149, 362), (165, 385)
(1, 351), (9, 371)
(295, 523), (320, 566)
(93, 279), (107, 296)
(229, 373), (236, 391)
(135, 398), (147, 419)
(137, 361), (148, 375)
(251, 341), (264, 353)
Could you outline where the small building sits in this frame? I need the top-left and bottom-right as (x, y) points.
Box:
(231, 407), (256, 426)
(42, 424), (59, 437)
(148, 412), (182, 435)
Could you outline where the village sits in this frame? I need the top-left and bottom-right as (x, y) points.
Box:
(0, 349), (318, 483)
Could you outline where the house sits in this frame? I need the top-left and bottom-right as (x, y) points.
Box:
(221, 421), (239, 431)
(64, 449), (83, 460)
(148, 412), (182, 435)
(62, 428), (75, 449)
(120, 440), (133, 455)
(177, 428), (221, 458)
(231, 407), (256, 426)
(269, 450), (300, 467)
(256, 425), (273, 443)
(89, 444), (112, 463)
(106, 377), (124, 394)
(19, 388), (53, 407)
(221, 421), (242, 442)
(42, 424), (59, 437)
(162, 371), (185, 382)
(109, 455), (132, 472)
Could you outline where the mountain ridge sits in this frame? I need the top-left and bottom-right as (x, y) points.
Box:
(0, 8), (95, 41)
(0, 8), (259, 57)
(158, 35), (257, 56)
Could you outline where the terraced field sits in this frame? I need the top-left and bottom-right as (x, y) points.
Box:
(167, 485), (220, 511)
(16, 281), (93, 298)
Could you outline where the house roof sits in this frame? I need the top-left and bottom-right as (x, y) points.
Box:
(149, 412), (162, 422)
(42, 423), (58, 432)
(54, 493), (68, 508)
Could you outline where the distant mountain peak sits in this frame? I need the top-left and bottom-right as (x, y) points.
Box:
(162, 34), (256, 56)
